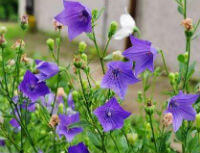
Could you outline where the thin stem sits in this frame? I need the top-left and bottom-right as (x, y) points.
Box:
(148, 113), (157, 152)
(159, 50), (169, 76)
(184, 0), (187, 19)
(182, 35), (191, 91)
(193, 19), (200, 34)
(110, 132), (120, 153)
(102, 38), (111, 57)
(92, 30), (105, 74)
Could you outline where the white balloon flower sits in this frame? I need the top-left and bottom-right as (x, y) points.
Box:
(114, 13), (138, 40)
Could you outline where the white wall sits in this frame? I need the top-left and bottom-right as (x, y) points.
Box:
(136, 0), (200, 78)
(33, 0), (130, 51)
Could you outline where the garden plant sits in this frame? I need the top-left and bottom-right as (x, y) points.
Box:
(0, 0), (200, 153)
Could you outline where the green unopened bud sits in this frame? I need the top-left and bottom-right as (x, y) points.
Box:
(108, 21), (118, 38)
(95, 81), (100, 89)
(0, 35), (7, 48)
(20, 15), (29, 31)
(72, 91), (79, 101)
(79, 41), (87, 53)
(137, 91), (143, 103)
(145, 102), (155, 115)
(169, 73), (175, 84)
(112, 50), (123, 61)
(127, 133), (138, 145)
(46, 38), (55, 51)
(0, 26), (7, 35)
(174, 72), (179, 81)
(184, 52), (188, 61)
(145, 122), (151, 132)
(58, 103), (64, 114)
(196, 113), (200, 130)
(81, 53), (88, 63)
(83, 80), (87, 90)
(92, 9), (98, 20)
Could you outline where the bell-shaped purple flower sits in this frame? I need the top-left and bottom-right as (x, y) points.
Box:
(94, 97), (131, 132)
(123, 36), (157, 76)
(56, 113), (83, 142)
(55, 0), (92, 41)
(68, 93), (75, 110)
(10, 118), (20, 128)
(68, 142), (89, 153)
(35, 60), (59, 81)
(19, 70), (50, 102)
(0, 139), (5, 147)
(101, 61), (140, 99)
(165, 91), (199, 132)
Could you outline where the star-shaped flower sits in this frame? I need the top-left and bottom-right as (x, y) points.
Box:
(19, 70), (50, 102)
(94, 97), (131, 132)
(165, 91), (199, 132)
(123, 36), (157, 76)
(56, 113), (82, 142)
(55, 0), (92, 41)
(35, 60), (59, 81)
(101, 61), (140, 99)
(68, 142), (89, 153)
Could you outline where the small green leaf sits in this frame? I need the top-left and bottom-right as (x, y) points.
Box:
(177, 6), (184, 15)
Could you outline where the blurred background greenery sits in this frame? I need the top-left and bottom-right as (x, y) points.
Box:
(0, 0), (18, 21)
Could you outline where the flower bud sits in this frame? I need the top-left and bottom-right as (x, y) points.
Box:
(137, 91), (143, 103)
(181, 18), (193, 31)
(21, 15), (29, 30)
(57, 87), (66, 98)
(21, 53), (31, 64)
(92, 9), (98, 20)
(169, 73), (175, 84)
(81, 53), (88, 63)
(112, 50), (123, 61)
(12, 39), (25, 50)
(46, 38), (55, 51)
(79, 41), (87, 53)
(58, 103), (64, 114)
(127, 133), (138, 145)
(184, 52), (188, 61)
(145, 101), (155, 115)
(108, 21), (118, 38)
(0, 26), (7, 35)
(72, 91), (79, 101)
(162, 113), (173, 127)
(49, 114), (60, 128)
(83, 80), (88, 90)
(145, 122), (151, 132)
(0, 35), (7, 48)
(8, 59), (15, 66)
(196, 113), (200, 130)
(95, 81), (101, 90)
(73, 56), (82, 69)
(53, 20), (63, 31)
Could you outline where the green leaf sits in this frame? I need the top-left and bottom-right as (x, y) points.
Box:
(87, 131), (102, 150)
(177, 6), (184, 15)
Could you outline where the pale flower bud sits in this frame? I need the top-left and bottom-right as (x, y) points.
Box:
(127, 133), (138, 145)
(53, 20), (63, 31)
(49, 114), (60, 128)
(21, 15), (29, 30)
(162, 113), (173, 127)
(21, 54), (31, 63)
(181, 18), (193, 31)
(8, 59), (15, 66)
(0, 26), (7, 35)
(112, 50), (124, 61)
(12, 39), (25, 50)
(57, 87), (66, 97)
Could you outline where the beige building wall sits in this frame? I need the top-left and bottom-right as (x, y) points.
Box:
(19, 0), (200, 77)
(136, 0), (200, 77)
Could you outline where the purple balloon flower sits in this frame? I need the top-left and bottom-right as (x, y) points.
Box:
(40, 93), (64, 114)
(56, 113), (83, 142)
(55, 0), (92, 41)
(0, 139), (5, 147)
(68, 93), (75, 109)
(35, 60), (59, 81)
(19, 70), (50, 102)
(10, 118), (20, 128)
(94, 97), (131, 132)
(165, 91), (199, 132)
(123, 36), (157, 76)
(13, 96), (36, 112)
(68, 142), (89, 153)
(101, 61), (140, 99)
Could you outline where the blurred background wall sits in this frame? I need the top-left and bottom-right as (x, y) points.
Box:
(16, 0), (200, 77)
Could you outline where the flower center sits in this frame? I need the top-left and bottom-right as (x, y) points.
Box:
(80, 10), (89, 23)
(29, 84), (36, 91)
(106, 109), (112, 117)
(112, 69), (120, 78)
(169, 100), (179, 108)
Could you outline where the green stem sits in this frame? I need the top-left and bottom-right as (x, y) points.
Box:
(110, 132), (120, 153)
(184, 0), (187, 19)
(182, 35), (191, 91)
(92, 30), (105, 74)
(148, 113), (157, 152)
(102, 38), (111, 57)
(159, 50), (169, 76)
(78, 69), (107, 153)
